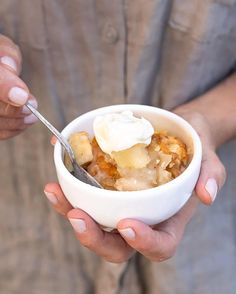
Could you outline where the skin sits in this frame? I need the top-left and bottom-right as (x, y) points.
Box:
(44, 75), (236, 263)
(0, 34), (38, 140)
(0, 33), (233, 264)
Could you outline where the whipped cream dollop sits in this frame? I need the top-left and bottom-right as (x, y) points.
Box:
(93, 111), (154, 155)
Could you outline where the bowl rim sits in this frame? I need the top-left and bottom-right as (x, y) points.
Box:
(54, 104), (202, 197)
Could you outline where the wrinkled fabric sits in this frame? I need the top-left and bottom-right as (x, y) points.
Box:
(0, 0), (236, 293)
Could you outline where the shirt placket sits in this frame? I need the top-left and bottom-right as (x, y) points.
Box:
(97, 0), (128, 104)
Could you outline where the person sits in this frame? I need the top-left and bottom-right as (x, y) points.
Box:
(0, 0), (236, 293)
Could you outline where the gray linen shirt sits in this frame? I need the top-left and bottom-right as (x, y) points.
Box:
(0, 0), (236, 293)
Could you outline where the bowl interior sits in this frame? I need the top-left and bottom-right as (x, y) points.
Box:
(55, 104), (201, 193)
(61, 105), (194, 151)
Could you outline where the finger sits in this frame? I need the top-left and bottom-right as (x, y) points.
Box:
(44, 182), (73, 216)
(0, 117), (31, 131)
(0, 101), (22, 118)
(44, 184), (133, 263)
(195, 150), (226, 205)
(0, 97), (38, 118)
(0, 56), (18, 74)
(117, 219), (178, 262)
(117, 195), (198, 262)
(0, 35), (22, 74)
(50, 136), (57, 146)
(0, 102), (22, 118)
(68, 209), (134, 263)
(20, 96), (38, 116)
(0, 101), (38, 130)
(0, 65), (29, 106)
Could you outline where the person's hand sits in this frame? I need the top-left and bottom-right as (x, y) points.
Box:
(173, 109), (226, 205)
(44, 110), (226, 263)
(0, 34), (38, 140)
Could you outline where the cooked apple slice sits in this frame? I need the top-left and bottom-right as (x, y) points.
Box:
(64, 132), (93, 171)
(112, 144), (150, 169)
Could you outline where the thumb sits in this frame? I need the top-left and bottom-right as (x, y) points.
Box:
(195, 150), (226, 205)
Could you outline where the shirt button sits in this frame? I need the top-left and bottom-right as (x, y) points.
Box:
(103, 23), (119, 44)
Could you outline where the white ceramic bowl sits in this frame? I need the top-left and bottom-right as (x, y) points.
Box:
(54, 104), (202, 229)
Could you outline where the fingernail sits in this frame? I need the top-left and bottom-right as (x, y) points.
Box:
(119, 228), (136, 240)
(24, 113), (38, 124)
(44, 191), (58, 205)
(8, 87), (29, 105)
(22, 99), (38, 114)
(69, 218), (86, 233)
(205, 178), (218, 202)
(1, 56), (17, 72)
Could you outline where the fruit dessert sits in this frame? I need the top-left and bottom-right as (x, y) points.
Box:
(64, 111), (189, 191)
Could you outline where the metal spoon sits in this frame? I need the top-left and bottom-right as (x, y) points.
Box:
(25, 101), (102, 188)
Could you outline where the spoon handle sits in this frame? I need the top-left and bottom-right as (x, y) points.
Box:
(25, 102), (102, 188)
(25, 102), (75, 159)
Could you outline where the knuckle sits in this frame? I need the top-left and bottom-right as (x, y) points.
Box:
(55, 207), (67, 217)
(220, 163), (226, 178)
(4, 107), (21, 118)
(168, 246), (177, 258)
(79, 237), (94, 249)
(136, 243), (150, 253)
(213, 154), (227, 185)
(218, 162), (227, 186)
(152, 248), (176, 263)
(164, 245), (177, 259)
(79, 234), (103, 250)
(152, 254), (172, 263)
(207, 152), (227, 188)
(10, 118), (24, 130)
(14, 44), (21, 55)
(0, 118), (24, 131)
